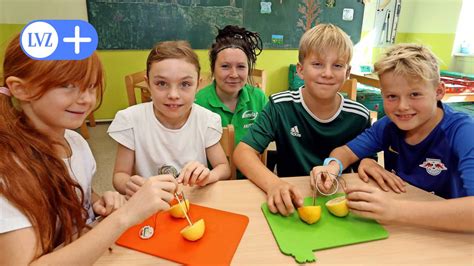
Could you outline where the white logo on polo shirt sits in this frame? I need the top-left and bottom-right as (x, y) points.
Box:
(290, 126), (301, 137)
(242, 110), (258, 120)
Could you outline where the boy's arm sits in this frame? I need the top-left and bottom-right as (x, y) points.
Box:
(112, 144), (136, 194)
(206, 141), (231, 182)
(396, 196), (474, 232)
(234, 142), (304, 216)
(346, 185), (474, 232)
(234, 142), (281, 192)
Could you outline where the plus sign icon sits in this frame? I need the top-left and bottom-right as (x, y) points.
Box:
(20, 20), (98, 60)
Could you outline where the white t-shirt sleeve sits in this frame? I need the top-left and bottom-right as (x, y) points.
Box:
(107, 109), (136, 150)
(205, 113), (222, 148)
(0, 196), (31, 233)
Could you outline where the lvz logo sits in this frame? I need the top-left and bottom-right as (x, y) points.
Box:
(20, 20), (98, 60)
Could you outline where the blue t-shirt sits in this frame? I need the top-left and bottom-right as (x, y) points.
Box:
(347, 102), (474, 199)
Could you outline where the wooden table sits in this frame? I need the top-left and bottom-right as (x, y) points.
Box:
(94, 175), (473, 265)
(350, 72), (474, 103)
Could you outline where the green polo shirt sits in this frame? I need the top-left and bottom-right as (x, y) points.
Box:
(195, 82), (268, 145)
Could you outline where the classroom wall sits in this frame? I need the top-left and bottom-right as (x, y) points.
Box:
(0, 0), (297, 120)
(0, 0), (465, 120)
(355, 0), (463, 71)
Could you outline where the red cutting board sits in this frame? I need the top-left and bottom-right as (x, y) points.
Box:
(116, 203), (248, 265)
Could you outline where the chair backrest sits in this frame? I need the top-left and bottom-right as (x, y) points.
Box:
(221, 124), (237, 180)
(251, 68), (267, 93)
(340, 78), (357, 101)
(125, 70), (148, 106)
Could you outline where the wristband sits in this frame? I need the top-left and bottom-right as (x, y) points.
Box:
(323, 157), (343, 177)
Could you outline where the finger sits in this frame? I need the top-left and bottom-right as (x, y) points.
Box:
(347, 208), (377, 220)
(196, 168), (211, 186)
(309, 170), (316, 189)
(345, 184), (377, 195)
(383, 174), (402, 193)
(323, 173), (333, 191)
(94, 204), (106, 216)
(391, 173), (407, 192)
(281, 190), (295, 214)
(189, 165), (205, 186)
(126, 181), (141, 194)
(125, 188), (135, 198)
(177, 162), (192, 184)
(274, 194), (289, 216)
(267, 196), (278, 214)
(289, 186), (304, 208)
(371, 171), (390, 192)
(358, 168), (370, 183)
(153, 180), (178, 193)
(130, 175), (146, 186)
(103, 195), (115, 214)
(161, 191), (175, 204)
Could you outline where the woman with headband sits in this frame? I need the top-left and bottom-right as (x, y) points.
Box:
(195, 25), (267, 155)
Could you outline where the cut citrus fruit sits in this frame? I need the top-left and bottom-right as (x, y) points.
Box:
(325, 196), (349, 217)
(180, 219), (205, 241)
(169, 199), (190, 218)
(297, 206), (321, 224)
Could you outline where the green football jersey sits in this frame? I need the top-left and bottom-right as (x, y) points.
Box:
(241, 88), (371, 177)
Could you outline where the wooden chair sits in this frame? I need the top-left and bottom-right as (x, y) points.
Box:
(251, 68), (267, 93)
(221, 124), (237, 180)
(79, 113), (96, 139)
(125, 70), (148, 106)
(340, 78), (357, 100)
(341, 78), (378, 124)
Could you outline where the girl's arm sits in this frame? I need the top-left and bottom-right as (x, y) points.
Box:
(0, 175), (177, 265)
(112, 144), (137, 194)
(206, 141), (231, 182)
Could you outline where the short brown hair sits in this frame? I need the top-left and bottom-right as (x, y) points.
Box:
(298, 23), (353, 64)
(374, 43), (440, 86)
(146, 40), (200, 78)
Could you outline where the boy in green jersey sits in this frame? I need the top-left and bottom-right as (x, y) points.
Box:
(234, 24), (371, 216)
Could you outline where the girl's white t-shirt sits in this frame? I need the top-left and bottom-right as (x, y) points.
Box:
(0, 130), (96, 233)
(107, 102), (222, 178)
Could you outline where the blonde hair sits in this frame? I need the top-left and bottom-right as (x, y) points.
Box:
(298, 23), (353, 64)
(374, 43), (440, 86)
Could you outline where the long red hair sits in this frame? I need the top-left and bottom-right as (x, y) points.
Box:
(0, 34), (104, 256)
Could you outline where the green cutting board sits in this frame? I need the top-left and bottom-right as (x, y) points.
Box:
(261, 194), (389, 263)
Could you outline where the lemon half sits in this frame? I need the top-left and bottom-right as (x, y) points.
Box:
(297, 206), (321, 224)
(325, 196), (349, 217)
(180, 219), (205, 241)
(169, 199), (190, 218)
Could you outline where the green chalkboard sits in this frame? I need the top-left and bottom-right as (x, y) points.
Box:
(87, 0), (364, 50)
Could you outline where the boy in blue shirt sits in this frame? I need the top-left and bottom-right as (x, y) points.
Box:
(313, 44), (474, 232)
(234, 24), (371, 216)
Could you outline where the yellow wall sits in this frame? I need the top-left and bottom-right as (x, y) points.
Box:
(1, 0), (467, 119)
(0, 24), (298, 119)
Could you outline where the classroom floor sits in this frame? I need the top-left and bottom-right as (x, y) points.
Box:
(85, 122), (116, 194)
